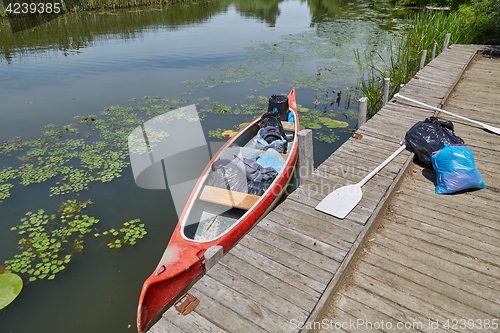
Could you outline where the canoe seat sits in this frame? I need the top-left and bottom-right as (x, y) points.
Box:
(199, 186), (259, 210)
(281, 121), (295, 132)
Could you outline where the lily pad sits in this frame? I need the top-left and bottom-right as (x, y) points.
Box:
(318, 117), (349, 128)
(0, 271), (23, 310)
(301, 121), (322, 130)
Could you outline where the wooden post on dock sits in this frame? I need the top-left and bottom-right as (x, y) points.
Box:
(442, 33), (451, 52)
(431, 41), (437, 60)
(382, 78), (390, 106)
(358, 97), (367, 128)
(297, 129), (313, 185)
(419, 49), (427, 70)
(204, 246), (223, 271)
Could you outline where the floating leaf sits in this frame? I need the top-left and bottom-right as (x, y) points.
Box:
(318, 117), (349, 128)
(303, 122), (322, 130)
(315, 132), (341, 143)
(221, 130), (236, 138)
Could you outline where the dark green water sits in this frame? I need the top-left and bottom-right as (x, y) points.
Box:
(0, 1), (408, 332)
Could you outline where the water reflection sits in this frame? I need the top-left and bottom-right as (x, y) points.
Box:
(0, 0), (402, 63)
(0, 0), (289, 62)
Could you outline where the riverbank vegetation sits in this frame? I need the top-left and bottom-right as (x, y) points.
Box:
(358, 0), (500, 115)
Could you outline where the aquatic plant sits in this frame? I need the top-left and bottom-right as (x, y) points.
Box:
(0, 183), (14, 202)
(0, 268), (23, 310)
(0, 100), (186, 202)
(137, 97), (190, 117)
(4, 199), (146, 282)
(315, 132), (341, 144)
(318, 117), (348, 129)
(208, 128), (230, 139)
(0, 167), (17, 202)
(5, 200), (98, 282)
(94, 219), (146, 249)
(293, 103), (349, 132)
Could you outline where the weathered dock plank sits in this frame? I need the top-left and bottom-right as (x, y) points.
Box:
(342, 284), (437, 333)
(206, 261), (308, 320)
(220, 252), (318, 311)
(261, 217), (349, 261)
(363, 251), (500, 317)
(240, 233), (332, 285)
(162, 305), (227, 333)
(352, 273), (457, 329)
(356, 261), (496, 329)
(190, 279), (271, 333)
(367, 240), (500, 305)
(335, 294), (406, 332)
(229, 243), (324, 294)
(393, 192), (500, 237)
(248, 224), (341, 273)
(265, 212), (354, 256)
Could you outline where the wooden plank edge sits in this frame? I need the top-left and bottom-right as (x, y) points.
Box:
(299, 150), (415, 333)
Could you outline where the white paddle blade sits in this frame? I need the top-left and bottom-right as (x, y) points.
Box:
(483, 124), (500, 136)
(315, 184), (363, 219)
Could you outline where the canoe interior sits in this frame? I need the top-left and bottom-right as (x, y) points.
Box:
(183, 202), (246, 241)
(181, 118), (296, 242)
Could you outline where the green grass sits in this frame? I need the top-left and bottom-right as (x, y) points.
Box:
(355, 10), (478, 117)
(356, 0), (500, 114)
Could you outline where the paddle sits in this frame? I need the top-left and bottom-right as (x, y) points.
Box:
(315, 143), (407, 219)
(395, 94), (500, 136)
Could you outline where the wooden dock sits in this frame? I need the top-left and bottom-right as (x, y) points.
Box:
(314, 47), (500, 333)
(147, 44), (500, 333)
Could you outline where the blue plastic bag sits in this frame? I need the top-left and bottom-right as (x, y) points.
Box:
(256, 148), (285, 173)
(431, 144), (486, 194)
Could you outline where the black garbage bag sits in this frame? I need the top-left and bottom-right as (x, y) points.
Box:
(207, 159), (248, 193)
(405, 116), (464, 166)
(268, 94), (289, 121)
(242, 158), (278, 196)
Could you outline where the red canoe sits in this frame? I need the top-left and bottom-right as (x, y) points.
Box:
(137, 88), (299, 332)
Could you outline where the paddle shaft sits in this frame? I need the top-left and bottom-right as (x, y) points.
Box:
(358, 144), (407, 187)
(395, 93), (485, 127)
